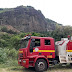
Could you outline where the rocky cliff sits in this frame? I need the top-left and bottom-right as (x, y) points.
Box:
(0, 6), (61, 32)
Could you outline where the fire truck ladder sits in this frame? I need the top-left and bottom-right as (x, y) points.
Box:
(59, 55), (67, 63)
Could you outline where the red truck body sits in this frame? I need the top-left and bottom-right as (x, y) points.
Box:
(18, 35), (72, 71)
(66, 40), (72, 52)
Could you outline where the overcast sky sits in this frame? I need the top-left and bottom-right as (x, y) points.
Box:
(0, 0), (72, 26)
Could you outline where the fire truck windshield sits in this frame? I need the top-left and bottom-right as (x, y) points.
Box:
(20, 39), (29, 48)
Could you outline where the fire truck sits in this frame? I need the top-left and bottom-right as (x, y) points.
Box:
(18, 35), (72, 72)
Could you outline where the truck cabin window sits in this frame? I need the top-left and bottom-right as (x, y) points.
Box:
(20, 39), (29, 48)
(45, 39), (51, 45)
(30, 39), (40, 47)
(30, 39), (40, 52)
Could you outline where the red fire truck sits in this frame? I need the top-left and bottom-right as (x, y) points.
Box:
(18, 35), (72, 72)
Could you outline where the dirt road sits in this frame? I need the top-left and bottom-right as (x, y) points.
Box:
(2, 69), (7, 72)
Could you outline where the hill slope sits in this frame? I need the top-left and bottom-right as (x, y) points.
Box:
(0, 6), (61, 32)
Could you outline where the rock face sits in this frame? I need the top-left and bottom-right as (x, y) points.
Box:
(0, 6), (59, 32)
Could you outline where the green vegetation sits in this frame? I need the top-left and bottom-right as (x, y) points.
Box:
(1, 27), (17, 34)
(0, 25), (72, 70)
(0, 8), (13, 13)
(0, 31), (42, 67)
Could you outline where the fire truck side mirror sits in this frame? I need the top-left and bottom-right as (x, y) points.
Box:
(31, 39), (35, 47)
(32, 39), (35, 42)
(30, 39), (35, 52)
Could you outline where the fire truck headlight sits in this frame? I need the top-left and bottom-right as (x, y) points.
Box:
(23, 60), (26, 63)
(19, 60), (21, 62)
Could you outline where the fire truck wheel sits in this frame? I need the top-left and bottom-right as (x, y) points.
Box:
(35, 59), (47, 72)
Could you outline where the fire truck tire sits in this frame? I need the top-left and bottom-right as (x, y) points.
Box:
(35, 59), (47, 72)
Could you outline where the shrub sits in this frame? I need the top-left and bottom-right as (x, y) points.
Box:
(7, 48), (18, 59)
(0, 48), (7, 63)
(0, 39), (8, 47)
(1, 27), (17, 34)
(1, 27), (7, 32)
(7, 29), (17, 34)
(10, 36), (20, 50)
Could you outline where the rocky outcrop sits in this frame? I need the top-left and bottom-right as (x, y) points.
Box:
(0, 6), (61, 32)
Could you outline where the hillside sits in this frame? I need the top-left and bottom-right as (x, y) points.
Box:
(0, 6), (61, 32)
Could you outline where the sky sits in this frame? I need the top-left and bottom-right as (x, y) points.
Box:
(0, 0), (72, 26)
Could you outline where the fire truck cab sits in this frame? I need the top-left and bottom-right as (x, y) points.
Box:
(18, 35), (55, 71)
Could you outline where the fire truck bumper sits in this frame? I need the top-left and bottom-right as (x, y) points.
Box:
(18, 59), (29, 68)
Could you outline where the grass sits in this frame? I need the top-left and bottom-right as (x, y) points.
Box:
(0, 64), (72, 72)
(0, 59), (72, 72)
(47, 64), (72, 72)
(0, 64), (23, 72)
